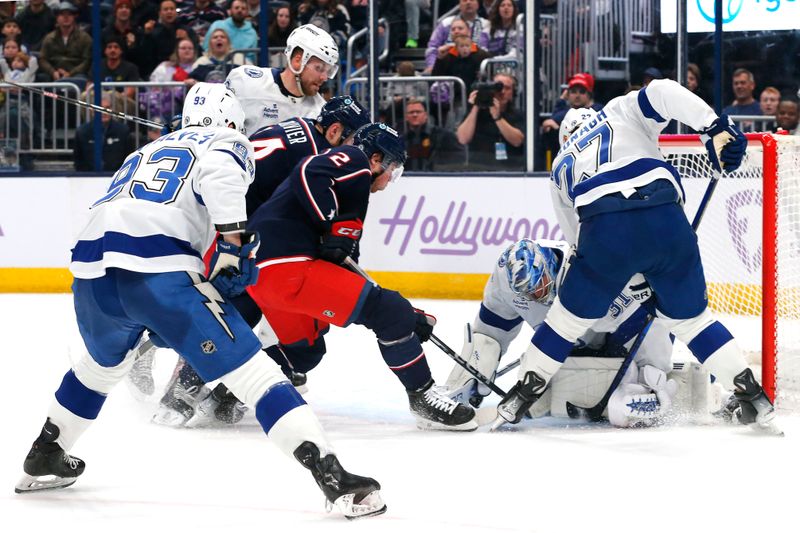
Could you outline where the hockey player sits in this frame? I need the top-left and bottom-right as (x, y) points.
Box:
(246, 123), (478, 431)
(444, 238), (677, 428)
(225, 24), (339, 135)
(491, 79), (781, 435)
(15, 83), (387, 519)
(152, 95), (370, 427)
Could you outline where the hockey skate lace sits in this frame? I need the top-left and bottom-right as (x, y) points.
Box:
(425, 387), (458, 414)
(63, 455), (80, 470)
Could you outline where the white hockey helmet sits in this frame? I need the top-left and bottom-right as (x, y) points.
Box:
(284, 24), (340, 78)
(559, 107), (598, 147)
(182, 82), (246, 134)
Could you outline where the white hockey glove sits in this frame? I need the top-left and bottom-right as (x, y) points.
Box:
(444, 324), (501, 406)
(607, 365), (677, 428)
(700, 114), (747, 173)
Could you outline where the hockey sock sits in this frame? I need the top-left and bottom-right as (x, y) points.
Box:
(690, 323), (749, 390)
(378, 335), (431, 391)
(49, 370), (106, 450)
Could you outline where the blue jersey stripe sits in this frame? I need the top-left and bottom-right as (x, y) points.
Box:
(72, 232), (201, 263)
(479, 303), (524, 331)
(572, 158), (683, 199)
(638, 87), (666, 123)
(214, 149), (247, 172)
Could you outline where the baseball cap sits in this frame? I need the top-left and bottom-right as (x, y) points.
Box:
(55, 2), (79, 14)
(568, 73), (594, 93)
(643, 67), (663, 80)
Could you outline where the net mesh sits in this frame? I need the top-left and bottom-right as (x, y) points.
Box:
(661, 134), (800, 409)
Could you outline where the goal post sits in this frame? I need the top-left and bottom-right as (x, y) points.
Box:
(659, 132), (800, 408)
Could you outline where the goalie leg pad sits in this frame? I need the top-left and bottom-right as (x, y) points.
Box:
(445, 325), (502, 402)
(549, 356), (625, 418)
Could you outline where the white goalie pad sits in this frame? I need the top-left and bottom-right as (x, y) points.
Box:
(445, 324), (502, 402)
(548, 356), (625, 418)
(667, 361), (723, 417)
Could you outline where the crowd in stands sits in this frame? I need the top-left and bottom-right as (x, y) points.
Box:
(0, 0), (797, 173)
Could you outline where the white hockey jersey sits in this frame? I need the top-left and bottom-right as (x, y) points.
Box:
(550, 79), (719, 241)
(70, 127), (255, 279)
(224, 66), (326, 136)
(475, 240), (669, 369)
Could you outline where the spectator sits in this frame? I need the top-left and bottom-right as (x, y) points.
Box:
(38, 2), (92, 86)
(140, 0), (197, 78)
(425, 0), (489, 72)
(775, 100), (799, 135)
(0, 48), (37, 170)
(204, 0), (258, 58)
(73, 92), (132, 171)
(177, 0), (226, 45)
(1, 20), (24, 50)
(686, 62), (709, 104)
(380, 60), (428, 129)
(130, 0), (159, 29)
(84, 37), (141, 111)
(542, 73), (603, 132)
(723, 68), (762, 116)
(189, 27), (249, 83)
(404, 0), (430, 48)
(15, 0), (56, 52)
(2, 38), (24, 66)
(477, 0), (496, 18)
(141, 38), (197, 131)
(297, 0), (351, 49)
(642, 67), (663, 87)
(456, 71), (524, 170)
(0, 49), (37, 83)
(759, 86), (780, 116)
(404, 99), (464, 171)
(267, 4), (296, 67)
(432, 34), (490, 102)
(101, 0), (145, 64)
(483, 0), (520, 59)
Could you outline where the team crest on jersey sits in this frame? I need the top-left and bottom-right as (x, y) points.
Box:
(201, 340), (217, 354)
(244, 67), (263, 78)
(263, 104), (279, 120)
(232, 141), (249, 160)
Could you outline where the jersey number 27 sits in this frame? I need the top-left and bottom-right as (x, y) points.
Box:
(552, 122), (614, 201)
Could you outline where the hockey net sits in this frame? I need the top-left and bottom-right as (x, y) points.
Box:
(659, 133), (800, 410)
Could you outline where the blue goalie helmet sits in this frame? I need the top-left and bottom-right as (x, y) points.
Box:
(502, 239), (560, 304)
(317, 96), (369, 139)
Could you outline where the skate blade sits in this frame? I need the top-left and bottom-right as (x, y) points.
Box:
(151, 406), (190, 428)
(753, 420), (785, 437)
(413, 415), (477, 432)
(331, 490), (387, 520)
(15, 474), (77, 494)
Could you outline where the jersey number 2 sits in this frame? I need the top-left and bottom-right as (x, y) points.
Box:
(552, 122), (613, 201)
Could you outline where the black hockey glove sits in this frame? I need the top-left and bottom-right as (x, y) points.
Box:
(319, 218), (363, 265)
(413, 308), (437, 343)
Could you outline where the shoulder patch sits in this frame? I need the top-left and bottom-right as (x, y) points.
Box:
(244, 67), (263, 78)
(232, 141), (250, 161)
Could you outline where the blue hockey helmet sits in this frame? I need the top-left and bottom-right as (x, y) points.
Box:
(317, 96), (369, 139)
(501, 239), (561, 304)
(353, 123), (407, 181)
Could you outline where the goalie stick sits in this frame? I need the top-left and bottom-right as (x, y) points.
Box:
(342, 257), (508, 397)
(0, 79), (166, 130)
(565, 167), (722, 421)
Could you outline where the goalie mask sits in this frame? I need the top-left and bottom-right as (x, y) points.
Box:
(559, 107), (598, 147)
(182, 82), (246, 134)
(501, 239), (560, 304)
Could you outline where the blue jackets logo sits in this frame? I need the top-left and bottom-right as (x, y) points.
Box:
(696, 0), (743, 24)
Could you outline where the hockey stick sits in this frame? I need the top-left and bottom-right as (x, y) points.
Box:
(0, 79), (165, 130)
(565, 169), (723, 421)
(341, 257), (508, 397)
(496, 356), (521, 379)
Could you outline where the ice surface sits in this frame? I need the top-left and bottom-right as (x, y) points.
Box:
(2, 294), (798, 533)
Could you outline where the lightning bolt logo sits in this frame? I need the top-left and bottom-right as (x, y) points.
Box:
(189, 272), (234, 340)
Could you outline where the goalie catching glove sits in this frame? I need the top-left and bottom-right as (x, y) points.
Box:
(607, 364), (677, 428)
(320, 218), (363, 265)
(700, 114), (747, 173)
(208, 231), (260, 297)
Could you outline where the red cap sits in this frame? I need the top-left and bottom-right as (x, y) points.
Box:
(114, 0), (133, 11)
(568, 73), (594, 93)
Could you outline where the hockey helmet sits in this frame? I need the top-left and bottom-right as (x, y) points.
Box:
(501, 239), (560, 304)
(318, 96), (370, 139)
(559, 107), (598, 147)
(182, 82), (245, 134)
(353, 123), (407, 181)
(284, 24), (340, 78)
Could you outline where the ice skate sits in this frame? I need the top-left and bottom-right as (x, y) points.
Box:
(732, 368), (784, 436)
(293, 441), (386, 520)
(491, 371), (547, 431)
(408, 379), (477, 431)
(15, 419), (85, 493)
(185, 384), (247, 428)
(289, 370), (309, 395)
(126, 338), (157, 400)
(152, 360), (209, 427)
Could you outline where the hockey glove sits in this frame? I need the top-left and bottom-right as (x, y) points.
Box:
(208, 231), (260, 298)
(413, 308), (436, 343)
(319, 218), (363, 265)
(700, 114), (747, 173)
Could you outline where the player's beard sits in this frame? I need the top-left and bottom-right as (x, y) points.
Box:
(299, 78), (320, 97)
